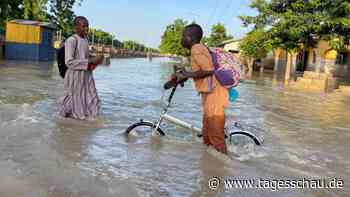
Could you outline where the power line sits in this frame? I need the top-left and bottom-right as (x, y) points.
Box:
(224, 0), (250, 30)
(206, 0), (220, 27)
(208, 0), (233, 27)
(223, 0), (235, 24)
(185, 11), (200, 22)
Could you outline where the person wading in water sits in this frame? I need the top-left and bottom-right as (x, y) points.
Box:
(59, 16), (104, 120)
(178, 24), (229, 154)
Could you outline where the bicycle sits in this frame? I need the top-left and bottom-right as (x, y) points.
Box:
(125, 67), (262, 149)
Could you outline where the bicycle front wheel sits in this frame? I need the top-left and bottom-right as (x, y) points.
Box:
(125, 120), (165, 138)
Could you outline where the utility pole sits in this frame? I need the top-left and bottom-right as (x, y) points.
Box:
(111, 34), (114, 56)
(92, 30), (95, 45)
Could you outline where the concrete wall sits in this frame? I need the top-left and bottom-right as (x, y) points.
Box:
(261, 51), (275, 70)
(275, 41), (350, 79)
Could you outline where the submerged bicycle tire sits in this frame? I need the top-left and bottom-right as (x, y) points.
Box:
(125, 120), (165, 136)
(125, 120), (262, 146)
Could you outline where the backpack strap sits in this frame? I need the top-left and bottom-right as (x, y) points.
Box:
(204, 46), (215, 92)
(71, 34), (79, 59)
(205, 46), (219, 70)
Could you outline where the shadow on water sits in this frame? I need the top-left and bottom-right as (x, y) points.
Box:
(0, 58), (349, 196)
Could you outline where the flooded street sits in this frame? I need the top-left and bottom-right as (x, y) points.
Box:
(0, 58), (349, 197)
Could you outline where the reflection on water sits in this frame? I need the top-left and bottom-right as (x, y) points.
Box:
(0, 58), (349, 196)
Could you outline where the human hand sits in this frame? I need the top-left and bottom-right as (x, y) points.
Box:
(175, 69), (189, 79)
(170, 73), (178, 81)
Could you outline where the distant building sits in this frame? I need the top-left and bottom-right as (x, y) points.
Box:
(5, 19), (56, 61)
(220, 38), (350, 80)
(219, 38), (240, 53)
(275, 40), (350, 79)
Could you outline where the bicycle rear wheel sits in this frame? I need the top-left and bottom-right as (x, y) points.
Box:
(226, 129), (263, 159)
(197, 132), (261, 145)
(229, 131), (261, 145)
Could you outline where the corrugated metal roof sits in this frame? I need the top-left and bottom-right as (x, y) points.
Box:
(223, 40), (240, 52)
(8, 19), (56, 29)
(220, 39), (242, 46)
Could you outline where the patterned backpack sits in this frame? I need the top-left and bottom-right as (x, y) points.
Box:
(208, 48), (242, 88)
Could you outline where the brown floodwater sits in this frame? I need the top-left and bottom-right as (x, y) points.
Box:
(0, 58), (349, 197)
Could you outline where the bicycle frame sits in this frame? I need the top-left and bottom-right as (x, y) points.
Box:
(149, 83), (262, 146)
(153, 84), (195, 134)
(124, 65), (262, 145)
(162, 114), (201, 135)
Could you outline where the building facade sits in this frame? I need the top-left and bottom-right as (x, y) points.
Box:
(5, 19), (56, 61)
(274, 41), (350, 80)
(222, 38), (350, 79)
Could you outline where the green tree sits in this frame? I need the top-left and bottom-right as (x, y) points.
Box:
(1, 0), (83, 36)
(49, 0), (82, 37)
(112, 39), (123, 48)
(23, 0), (48, 21)
(89, 29), (153, 51)
(159, 19), (188, 56)
(239, 29), (271, 78)
(0, 0), (23, 34)
(123, 40), (147, 52)
(89, 28), (113, 45)
(149, 48), (159, 53)
(318, 0), (350, 50)
(205, 23), (233, 47)
(240, 0), (350, 80)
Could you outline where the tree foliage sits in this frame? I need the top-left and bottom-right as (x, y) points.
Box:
(88, 29), (158, 52)
(204, 23), (233, 47)
(49, 0), (82, 37)
(123, 40), (139, 51)
(0, 0), (80, 36)
(0, 0), (23, 34)
(239, 29), (272, 77)
(159, 19), (189, 56)
(89, 28), (115, 45)
(240, 0), (350, 80)
(123, 40), (155, 52)
(23, 0), (48, 21)
(240, 0), (350, 52)
(239, 29), (271, 60)
(0, 0), (157, 52)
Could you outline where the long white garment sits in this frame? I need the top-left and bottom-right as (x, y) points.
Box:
(59, 34), (100, 120)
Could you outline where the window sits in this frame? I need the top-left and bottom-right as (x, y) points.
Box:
(336, 52), (348, 65)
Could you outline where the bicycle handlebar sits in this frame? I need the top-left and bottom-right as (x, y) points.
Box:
(163, 65), (188, 90)
(163, 65), (189, 103)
